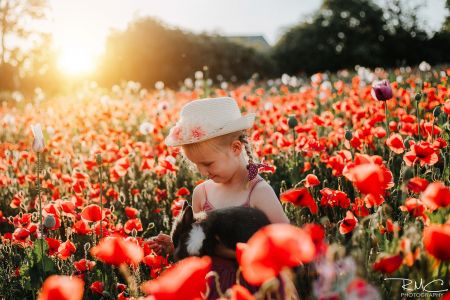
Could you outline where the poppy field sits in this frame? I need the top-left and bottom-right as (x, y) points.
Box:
(0, 66), (449, 300)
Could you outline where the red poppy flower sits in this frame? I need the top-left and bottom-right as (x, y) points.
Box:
(280, 188), (318, 214)
(303, 223), (327, 257)
(125, 206), (139, 219)
(81, 204), (103, 222)
(58, 240), (76, 260)
(320, 188), (351, 209)
(13, 228), (30, 240)
(239, 224), (315, 285)
(403, 141), (439, 167)
(90, 281), (104, 295)
(73, 220), (92, 235)
(351, 197), (370, 217)
(73, 259), (96, 272)
(46, 237), (61, 256)
(176, 187), (190, 197)
(423, 224), (450, 261)
(141, 256), (211, 300)
(372, 254), (403, 273)
(124, 218), (143, 234)
(443, 99), (450, 114)
(38, 275), (84, 300)
(420, 181), (450, 211)
(399, 198), (429, 224)
(339, 211), (358, 234)
(91, 236), (144, 266)
(407, 177), (429, 193)
(386, 133), (405, 154)
(171, 198), (187, 217)
(347, 164), (386, 197)
(304, 174), (320, 188)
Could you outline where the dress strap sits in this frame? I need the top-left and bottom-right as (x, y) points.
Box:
(202, 183), (215, 211)
(244, 177), (263, 207)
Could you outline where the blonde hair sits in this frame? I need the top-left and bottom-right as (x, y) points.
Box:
(181, 130), (255, 166)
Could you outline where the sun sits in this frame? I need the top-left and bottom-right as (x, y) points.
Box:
(58, 46), (96, 75)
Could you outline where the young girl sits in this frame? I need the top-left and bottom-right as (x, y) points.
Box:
(149, 97), (290, 299)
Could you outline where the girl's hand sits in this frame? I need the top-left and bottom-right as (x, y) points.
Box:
(147, 233), (174, 256)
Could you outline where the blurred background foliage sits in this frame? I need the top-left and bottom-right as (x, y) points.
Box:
(1, 0), (450, 95)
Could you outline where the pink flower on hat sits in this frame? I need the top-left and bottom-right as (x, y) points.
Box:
(170, 126), (184, 141)
(190, 126), (205, 140)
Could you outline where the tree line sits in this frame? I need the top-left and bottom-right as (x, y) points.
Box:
(1, 0), (449, 94)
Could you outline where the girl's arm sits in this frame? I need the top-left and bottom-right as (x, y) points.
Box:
(250, 182), (290, 224)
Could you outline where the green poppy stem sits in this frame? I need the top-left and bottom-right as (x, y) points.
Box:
(416, 100), (421, 140)
(384, 101), (390, 137)
(37, 153), (44, 277)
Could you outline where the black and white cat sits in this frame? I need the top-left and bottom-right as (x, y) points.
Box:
(170, 202), (270, 261)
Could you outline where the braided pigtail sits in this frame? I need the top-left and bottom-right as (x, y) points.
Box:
(239, 132), (255, 166)
(239, 132), (266, 182)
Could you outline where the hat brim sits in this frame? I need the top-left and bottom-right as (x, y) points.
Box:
(165, 113), (256, 147)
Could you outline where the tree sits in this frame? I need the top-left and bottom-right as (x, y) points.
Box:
(95, 17), (277, 88)
(0, 0), (49, 90)
(273, 0), (388, 74)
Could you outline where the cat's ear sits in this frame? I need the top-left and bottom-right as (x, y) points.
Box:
(181, 205), (194, 226)
(182, 199), (190, 211)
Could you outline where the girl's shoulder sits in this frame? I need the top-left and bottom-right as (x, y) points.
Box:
(248, 177), (277, 203)
(192, 179), (213, 212)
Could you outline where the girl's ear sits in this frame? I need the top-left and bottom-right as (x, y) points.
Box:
(230, 140), (243, 156)
(181, 205), (194, 226)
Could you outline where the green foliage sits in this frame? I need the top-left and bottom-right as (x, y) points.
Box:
(273, 0), (450, 74)
(19, 239), (56, 291)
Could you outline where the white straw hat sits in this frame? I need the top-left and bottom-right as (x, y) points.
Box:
(165, 97), (256, 147)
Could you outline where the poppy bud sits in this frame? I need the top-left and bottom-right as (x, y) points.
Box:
(288, 115), (298, 129)
(44, 214), (56, 229)
(96, 154), (103, 165)
(345, 130), (353, 141)
(30, 124), (45, 153)
(414, 93), (422, 102)
(433, 106), (441, 117)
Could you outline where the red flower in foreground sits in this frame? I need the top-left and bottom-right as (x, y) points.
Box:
(38, 275), (84, 300)
(91, 236), (144, 266)
(239, 224), (315, 285)
(403, 141), (438, 167)
(423, 224), (450, 261)
(347, 164), (388, 197)
(81, 204), (103, 222)
(420, 182), (450, 211)
(372, 254), (403, 273)
(280, 188), (318, 214)
(141, 256), (211, 300)
(339, 211), (358, 234)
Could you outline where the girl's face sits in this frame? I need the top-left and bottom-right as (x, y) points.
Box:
(183, 140), (242, 183)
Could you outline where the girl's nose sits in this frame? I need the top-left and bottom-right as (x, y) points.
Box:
(198, 166), (209, 177)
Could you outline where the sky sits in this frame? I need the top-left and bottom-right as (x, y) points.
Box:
(47, 0), (448, 73)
